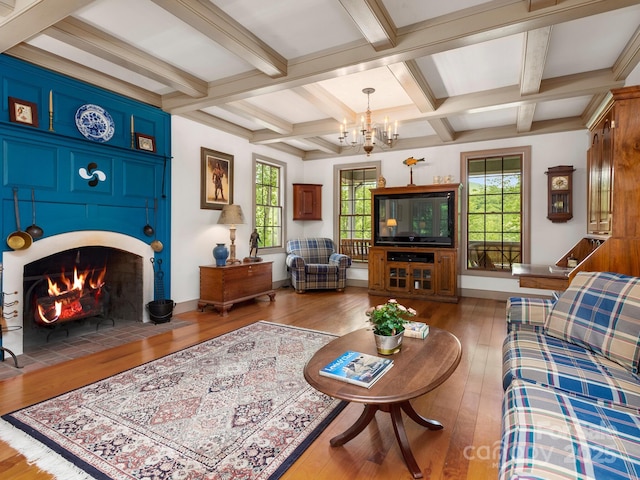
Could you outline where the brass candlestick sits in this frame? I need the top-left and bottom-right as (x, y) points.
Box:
(48, 90), (54, 131)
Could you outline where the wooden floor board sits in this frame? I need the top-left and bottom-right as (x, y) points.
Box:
(0, 287), (506, 479)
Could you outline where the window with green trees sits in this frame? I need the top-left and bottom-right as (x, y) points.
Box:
(254, 157), (284, 251)
(462, 147), (530, 273)
(338, 167), (377, 263)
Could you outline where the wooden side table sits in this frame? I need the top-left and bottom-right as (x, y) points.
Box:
(198, 262), (275, 316)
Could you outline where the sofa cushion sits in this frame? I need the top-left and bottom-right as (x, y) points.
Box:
(503, 331), (640, 412)
(500, 379), (640, 480)
(506, 297), (555, 333)
(305, 264), (338, 275)
(544, 271), (640, 374)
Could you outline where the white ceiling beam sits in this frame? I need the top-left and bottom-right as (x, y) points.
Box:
(338, 0), (396, 51)
(163, 0), (636, 113)
(45, 17), (207, 98)
(387, 61), (455, 142)
(428, 118), (456, 143)
(517, 104), (537, 133)
(438, 69), (622, 117)
(529, 0), (559, 11)
(222, 101), (293, 134)
(252, 119), (338, 144)
(0, 0), (94, 52)
(612, 24), (640, 80)
(517, 26), (552, 132)
(180, 110), (252, 139)
(387, 61), (438, 112)
(0, 0), (16, 17)
(149, 0), (287, 78)
(5, 44), (162, 107)
(293, 84), (356, 124)
(300, 137), (341, 154)
(268, 142), (307, 158)
(520, 27), (552, 95)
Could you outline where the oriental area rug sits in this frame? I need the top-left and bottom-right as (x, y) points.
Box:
(0, 321), (346, 479)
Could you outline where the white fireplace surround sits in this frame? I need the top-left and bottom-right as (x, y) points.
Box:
(2, 231), (155, 356)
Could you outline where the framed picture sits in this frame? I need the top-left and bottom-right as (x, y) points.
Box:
(201, 147), (233, 210)
(8, 97), (38, 127)
(135, 133), (156, 152)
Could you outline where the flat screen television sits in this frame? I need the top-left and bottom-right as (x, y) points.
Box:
(373, 190), (456, 247)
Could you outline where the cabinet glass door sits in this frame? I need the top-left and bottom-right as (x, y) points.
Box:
(411, 266), (434, 294)
(387, 264), (409, 291)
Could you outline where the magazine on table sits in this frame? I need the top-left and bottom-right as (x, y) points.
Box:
(403, 321), (430, 339)
(319, 350), (393, 388)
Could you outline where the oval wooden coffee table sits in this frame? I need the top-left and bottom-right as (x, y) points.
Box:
(304, 326), (462, 479)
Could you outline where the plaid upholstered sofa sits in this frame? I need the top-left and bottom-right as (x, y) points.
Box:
(285, 238), (351, 293)
(501, 271), (640, 479)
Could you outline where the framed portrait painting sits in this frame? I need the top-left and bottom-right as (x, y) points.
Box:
(201, 147), (233, 210)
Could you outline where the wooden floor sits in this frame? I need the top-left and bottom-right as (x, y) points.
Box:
(0, 286), (507, 479)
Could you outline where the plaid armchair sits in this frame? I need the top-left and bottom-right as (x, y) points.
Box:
(286, 238), (351, 293)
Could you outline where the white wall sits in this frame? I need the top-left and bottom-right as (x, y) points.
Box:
(171, 114), (590, 303)
(170, 116), (303, 304)
(300, 130), (590, 296)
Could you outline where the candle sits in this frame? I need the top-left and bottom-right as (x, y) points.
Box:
(49, 90), (53, 114)
(394, 120), (398, 135)
(352, 129), (356, 143)
(130, 115), (134, 134)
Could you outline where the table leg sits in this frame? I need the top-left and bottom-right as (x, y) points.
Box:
(390, 404), (423, 479)
(401, 401), (443, 430)
(330, 403), (378, 447)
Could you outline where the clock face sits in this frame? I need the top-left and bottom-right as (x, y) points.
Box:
(551, 175), (569, 190)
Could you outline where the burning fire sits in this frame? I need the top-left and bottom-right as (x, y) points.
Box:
(36, 266), (107, 325)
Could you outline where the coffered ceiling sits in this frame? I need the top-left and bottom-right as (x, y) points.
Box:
(2, 0), (640, 159)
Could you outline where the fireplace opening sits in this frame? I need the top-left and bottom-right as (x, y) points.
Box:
(23, 246), (143, 345)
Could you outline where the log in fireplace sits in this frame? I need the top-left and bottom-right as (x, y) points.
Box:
(23, 246), (143, 342)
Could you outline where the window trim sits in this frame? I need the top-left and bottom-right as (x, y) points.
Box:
(252, 153), (286, 255)
(460, 146), (531, 278)
(333, 161), (380, 268)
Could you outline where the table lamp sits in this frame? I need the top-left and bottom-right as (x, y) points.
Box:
(217, 204), (246, 264)
(386, 218), (397, 235)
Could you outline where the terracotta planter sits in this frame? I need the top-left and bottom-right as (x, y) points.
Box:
(374, 330), (404, 355)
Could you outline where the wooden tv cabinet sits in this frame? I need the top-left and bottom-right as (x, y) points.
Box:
(198, 262), (275, 316)
(368, 184), (460, 303)
(368, 246), (458, 303)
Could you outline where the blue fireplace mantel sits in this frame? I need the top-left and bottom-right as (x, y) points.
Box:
(0, 54), (172, 298)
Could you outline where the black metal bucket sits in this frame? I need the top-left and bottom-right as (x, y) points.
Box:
(147, 299), (174, 324)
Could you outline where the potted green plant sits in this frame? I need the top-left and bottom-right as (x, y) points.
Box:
(366, 299), (417, 355)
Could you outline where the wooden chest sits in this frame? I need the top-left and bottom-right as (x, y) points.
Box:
(198, 262), (275, 316)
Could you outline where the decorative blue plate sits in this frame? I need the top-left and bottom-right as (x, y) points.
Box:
(75, 104), (115, 142)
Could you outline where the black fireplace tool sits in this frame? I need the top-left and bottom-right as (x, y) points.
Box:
(148, 258), (174, 324)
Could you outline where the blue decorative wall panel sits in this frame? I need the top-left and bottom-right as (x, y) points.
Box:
(3, 139), (58, 188)
(0, 54), (172, 298)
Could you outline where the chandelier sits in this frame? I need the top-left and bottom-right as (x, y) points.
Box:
(338, 88), (399, 156)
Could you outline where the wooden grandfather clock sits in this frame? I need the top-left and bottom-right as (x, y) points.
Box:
(545, 165), (575, 223)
